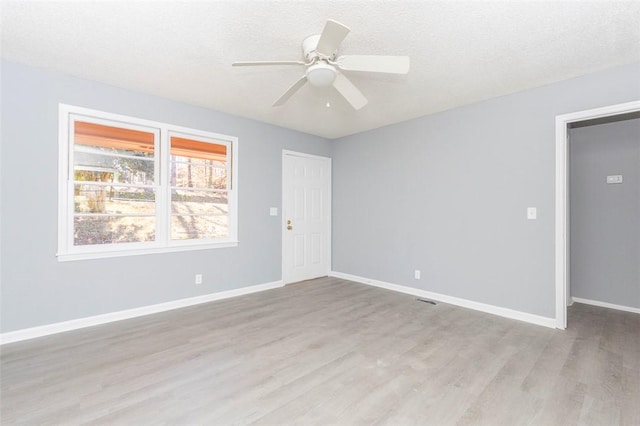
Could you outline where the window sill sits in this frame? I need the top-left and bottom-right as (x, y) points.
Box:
(57, 241), (239, 262)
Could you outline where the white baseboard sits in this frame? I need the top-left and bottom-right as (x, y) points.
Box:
(572, 297), (640, 314)
(329, 271), (556, 329)
(0, 280), (284, 345)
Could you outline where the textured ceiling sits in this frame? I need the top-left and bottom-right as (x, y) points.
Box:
(2, 1), (640, 139)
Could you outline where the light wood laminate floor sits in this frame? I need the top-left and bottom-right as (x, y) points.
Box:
(1, 277), (639, 425)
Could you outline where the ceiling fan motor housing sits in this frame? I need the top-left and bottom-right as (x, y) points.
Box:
(303, 34), (331, 61)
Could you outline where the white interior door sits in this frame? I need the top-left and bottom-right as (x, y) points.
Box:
(282, 151), (331, 284)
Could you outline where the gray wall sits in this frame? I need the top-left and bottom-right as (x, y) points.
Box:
(332, 62), (640, 319)
(0, 61), (331, 333)
(2, 60), (640, 333)
(569, 118), (640, 308)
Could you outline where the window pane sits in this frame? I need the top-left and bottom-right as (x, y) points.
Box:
(170, 136), (226, 160)
(74, 120), (155, 185)
(170, 135), (227, 190)
(74, 184), (155, 214)
(74, 121), (155, 155)
(74, 151), (154, 185)
(171, 190), (228, 240)
(74, 216), (155, 246)
(171, 190), (227, 215)
(170, 159), (227, 189)
(171, 215), (229, 240)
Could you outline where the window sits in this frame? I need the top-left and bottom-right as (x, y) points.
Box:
(58, 104), (238, 260)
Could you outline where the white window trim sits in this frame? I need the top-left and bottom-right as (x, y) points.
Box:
(57, 104), (239, 261)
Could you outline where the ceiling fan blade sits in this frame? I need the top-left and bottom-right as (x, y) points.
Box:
(232, 61), (306, 67)
(316, 19), (350, 57)
(333, 73), (368, 110)
(336, 55), (410, 74)
(273, 75), (308, 106)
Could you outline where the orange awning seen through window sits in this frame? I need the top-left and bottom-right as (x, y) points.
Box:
(74, 121), (155, 153)
(74, 121), (228, 163)
(171, 136), (227, 162)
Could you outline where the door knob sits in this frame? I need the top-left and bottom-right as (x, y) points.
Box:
(286, 219), (292, 230)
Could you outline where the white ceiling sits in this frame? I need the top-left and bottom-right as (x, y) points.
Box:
(2, 1), (639, 139)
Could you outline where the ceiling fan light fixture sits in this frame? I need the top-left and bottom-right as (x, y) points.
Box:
(233, 19), (409, 109)
(306, 63), (336, 87)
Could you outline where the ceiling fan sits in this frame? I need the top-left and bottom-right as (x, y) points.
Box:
(232, 19), (410, 110)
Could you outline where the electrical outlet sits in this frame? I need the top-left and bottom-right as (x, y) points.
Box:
(414, 270), (421, 280)
(195, 274), (203, 285)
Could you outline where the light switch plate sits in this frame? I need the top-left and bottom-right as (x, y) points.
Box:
(270, 207), (278, 216)
(527, 207), (537, 220)
(606, 175), (623, 184)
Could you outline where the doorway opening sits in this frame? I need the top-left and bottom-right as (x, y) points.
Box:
(555, 100), (640, 329)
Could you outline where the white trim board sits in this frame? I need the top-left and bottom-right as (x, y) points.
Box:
(0, 280), (284, 345)
(330, 271), (556, 329)
(572, 297), (640, 315)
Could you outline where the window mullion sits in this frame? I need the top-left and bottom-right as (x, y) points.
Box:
(156, 127), (169, 247)
(226, 141), (232, 191)
(66, 118), (76, 253)
(229, 139), (237, 241)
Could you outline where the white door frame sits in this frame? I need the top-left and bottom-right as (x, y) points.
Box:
(554, 100), (640, 329)
(281, 150), (332, 284)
